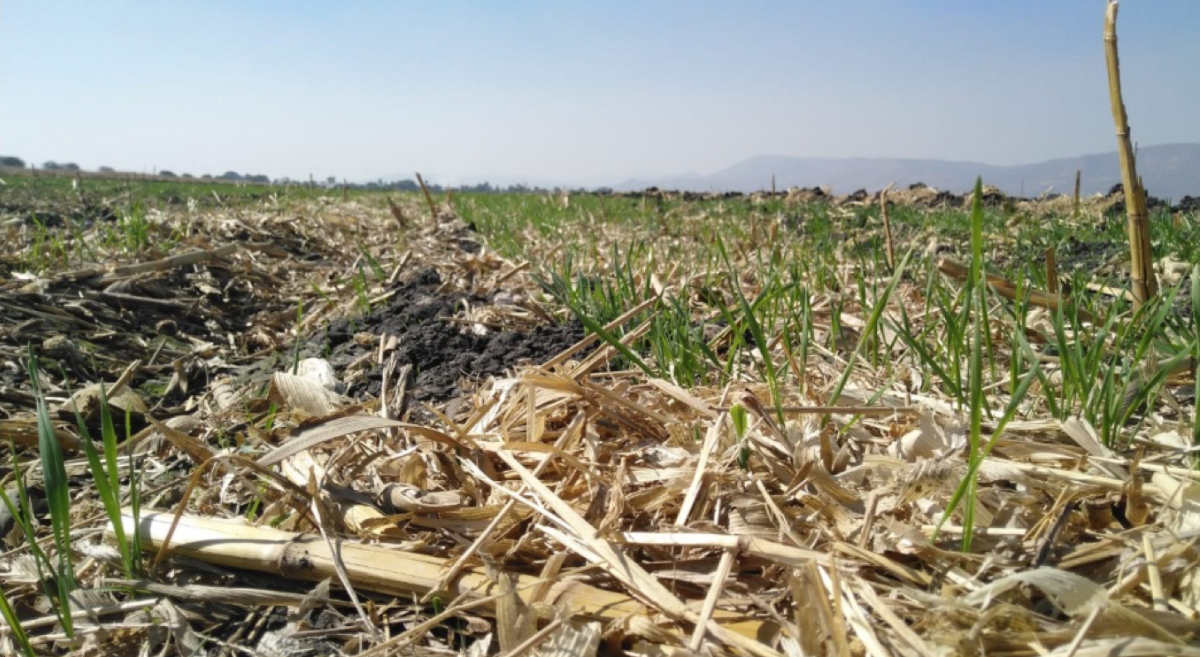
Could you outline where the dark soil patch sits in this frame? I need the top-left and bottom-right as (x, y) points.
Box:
(317, 269), (585, 402)
(1101, 183), (1171, 218)
(1056, 235), (1126, 275)
(928, 190), (964, 208)
(3, 200), (119, 228)
(844, 189), (870, 203)
(456, 236), (483, 254)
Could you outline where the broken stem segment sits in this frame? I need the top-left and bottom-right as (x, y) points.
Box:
(415, 172), (438, 217)
(1104, 0), (1157, 306)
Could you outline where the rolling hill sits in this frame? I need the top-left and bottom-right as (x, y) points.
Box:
(615, 143), (1200, 200)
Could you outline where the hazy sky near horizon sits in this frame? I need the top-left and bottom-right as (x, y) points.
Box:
(3, 1), (1198, 186)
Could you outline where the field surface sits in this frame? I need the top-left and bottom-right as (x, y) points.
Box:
(2, 172), (1200, 656)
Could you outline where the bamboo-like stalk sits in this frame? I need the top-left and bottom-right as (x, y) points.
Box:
(1104, 0), (1157, 306)
(938, 257), (1095, 324)
(110, 510), (778, 642)
(415, 172), (438, 216)
(1080, 169), (1089, 218)
(1046, 246), (1059, 295)
(386, 196), (407, 229)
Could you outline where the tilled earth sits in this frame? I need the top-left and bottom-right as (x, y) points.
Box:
(0, 193), (574, 423)
(316, 267), (585, 402)
(4, 182), (1200, 657)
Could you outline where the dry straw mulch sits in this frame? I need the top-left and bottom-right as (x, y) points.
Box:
(1, 190), (1199, 657)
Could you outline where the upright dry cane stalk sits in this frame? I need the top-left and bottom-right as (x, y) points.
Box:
(1046, 246), (1059, 295)
(1080, 169), (1089, 218)
(416, 172), (438, 217)
(1104, 0), (1157, 306)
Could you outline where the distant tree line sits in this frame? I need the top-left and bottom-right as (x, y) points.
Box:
(456, 182), (540, 193)
(218, 171), (271, 184)
(0, 157), (84, 171)
(350, 180), (563, 194)
(0, 156), (271, 184)
(0, 155), (583, 195)
(340, 179), (575, 194)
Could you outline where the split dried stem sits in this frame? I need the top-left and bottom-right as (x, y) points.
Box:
(1104, 0), (1157, 306)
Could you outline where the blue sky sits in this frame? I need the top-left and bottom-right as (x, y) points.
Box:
(3, 1), (1198, 185)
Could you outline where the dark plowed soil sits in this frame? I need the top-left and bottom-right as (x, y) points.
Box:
(316, 269), (585, 402)
(2, 200), (119, 228)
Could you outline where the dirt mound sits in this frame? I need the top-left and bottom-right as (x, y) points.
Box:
(318, 269), (585, 402)
(1099, 183), (1172, 216)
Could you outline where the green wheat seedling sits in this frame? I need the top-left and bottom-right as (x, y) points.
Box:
(960, 177), (989, 550)
(67, 380), (144, 578)
(559, 298), (656, 379)
(25, 216), (70, 273)
(353, 264), (372, 314)
(932, 178), (1037, 550)
(358, 241), (386, 281)
(783, 288), (814, 395)
(646, 295), (723, 386)
(1193, 265), (1200, 448)
(936, 324), (1041, 550)
(537, 245), (663, 376)
(889, 296), (965, 405)
(4, 349), (79, 637)
(309, 280), (357, 333)
(0, 445), (72, 648)
(70, 218), (98, 267)
(715, 235), (791, 425)
(0, 579), (34, 657)
(1042, 280), (1187, 446)
(730, 403), (750, 470)
(0, 353), (150, 645)
(824, 249), (911, 426)
(119, 203), (151, 254)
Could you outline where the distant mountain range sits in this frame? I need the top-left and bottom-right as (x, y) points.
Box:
(615, 143), (1200, 201)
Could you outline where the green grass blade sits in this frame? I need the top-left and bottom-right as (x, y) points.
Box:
(565, 303), (656, 378)
(935, 346), (1040, 543)
(826, 249), (912, 416)
(961, 177), (987, 551)
(0, 583), (35, 657)
(26, 347), (75, 636)
(716, 236), (785, 423)
(1193, 265), (1200, 447)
